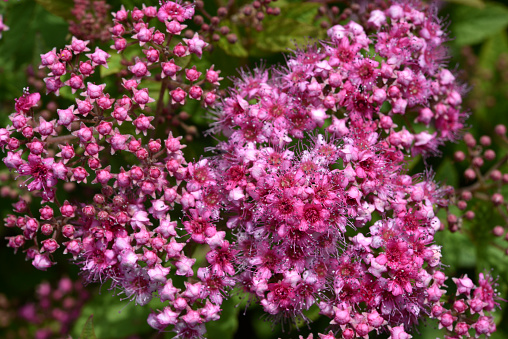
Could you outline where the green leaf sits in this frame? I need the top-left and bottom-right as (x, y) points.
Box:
(253, 18), (323, 55)
(35, 0), (74, 20)
(101, 47), (138, 77)
(216, 20), (249, 58)
(434, 158), (459, 187)
(206, 295), (240, 339)
(452, 3), (508, 46)
(435, 226), (476, 273)
(0, 1), (68, 68)
(80, 315), (97, 339)
(72, 289), (162, 338)
(444, 0), (485, 8)
(273, 2), (321, 24)
(478, 30), (508, 71)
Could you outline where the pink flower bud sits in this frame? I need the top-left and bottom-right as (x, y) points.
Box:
(143, 47), (160, 63)
(60, 201), (76, 217)
(188, 85), (203, 99)
(153, 30), (166, 45)
(173, 43), (188, 57)
(41, 224), (53, 236)
(113, 38), (127, 52)
(32, 253), (54, 271)
(161, 60), (181, 79)
(41, 238), (59, 253)
(129, 59), (149, 78)
(39, 205), (54, 220)
(171, 88), (186, 104)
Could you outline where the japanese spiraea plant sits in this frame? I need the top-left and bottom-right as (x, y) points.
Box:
(0, 1), (503, 338)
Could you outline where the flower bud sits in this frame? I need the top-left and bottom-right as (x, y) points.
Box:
(464, 168), (476, 181)
(484, 149), (496, 161)
(493, 226), (504, 237)
(495, 124), (506, 136)
(491, 193), (504, 206)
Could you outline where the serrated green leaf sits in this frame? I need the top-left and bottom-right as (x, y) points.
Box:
(35, 0), (74, 20)
(174, 54), (192, 69)
(253, 18), (322, 54)
(216, 20), (249, 58)
(80, 315), (97, 339)
(273, 2), (321, 24)
(452, 3), (508, 46)
(101, 47), (137, 77)
(218, 36), (249, 58)
(445, 0), (485, 8)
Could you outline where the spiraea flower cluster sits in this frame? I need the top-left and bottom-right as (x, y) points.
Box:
(0, 1), (504, 338)
(202, 1), (500, 338)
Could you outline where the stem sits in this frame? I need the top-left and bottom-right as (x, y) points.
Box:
(45, 134), (78, 145)
(149, 78), (170, 140)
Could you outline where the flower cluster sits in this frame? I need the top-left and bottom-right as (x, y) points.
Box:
(200, 1), (499, 337)
(1, 1), (223, 337)
(0, 1), (504, 338)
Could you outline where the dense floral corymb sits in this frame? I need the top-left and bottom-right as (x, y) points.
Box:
(0, 0), (504, 338)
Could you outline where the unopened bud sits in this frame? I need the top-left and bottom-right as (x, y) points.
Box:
(472, 157), (484, 167)
(484, 149), (496, 161)
(244, 6), (253, 16)
(464, 168), (476, 181)
(211, 16), (220, 26)
(219, 26), (230, 35)
(491, 193), (504, 206)
(93, 194), (105, 204)
(493, 226), (504, 237)
(464, 211), (475, 220)
(217, 7), (227, 17)
(479, 135), (491, 146)
(457, 200), (467, 210)
(227, 34), (237, 44)
(447, 214), (457, 224)
(495, 124), (506, 136)
(461, 191), (472, 201)
(503, 173), (508, 184)
(194, 15), (204, 25)
(454, 151), (465, 162)
(464, 133), (476, 147)
(490, 169), (502, 181)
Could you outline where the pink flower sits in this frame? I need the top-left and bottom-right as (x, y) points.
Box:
(17, 155), (57, 192)
(32, 253), (54, 271)
(183, 33), (208, 58)
(86, 47), (111, 68)
(452, 274), (475, 296)
(388, 325), (412, 339)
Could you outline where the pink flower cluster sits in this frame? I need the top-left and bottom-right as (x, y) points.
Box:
(0, 1), (503, 338)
